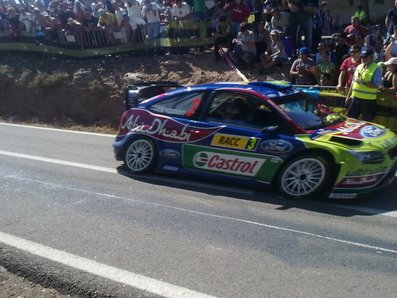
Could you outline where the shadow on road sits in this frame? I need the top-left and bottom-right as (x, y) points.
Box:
(116, 166), (397, 218)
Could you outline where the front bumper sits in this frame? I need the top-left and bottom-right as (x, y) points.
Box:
(329, 167), (397, 199)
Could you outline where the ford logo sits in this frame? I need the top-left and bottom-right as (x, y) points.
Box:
(260, 140), (293, 153)
(160, 149), (180, 159)
(360, 125), (386, 138)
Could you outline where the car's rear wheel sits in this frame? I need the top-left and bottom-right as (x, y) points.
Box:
(277, 154), (331, 199)
(124, 137), (156, 174)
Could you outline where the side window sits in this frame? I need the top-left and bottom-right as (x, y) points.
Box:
(205, 92), (276, 128)
(149, 92), (203, 118)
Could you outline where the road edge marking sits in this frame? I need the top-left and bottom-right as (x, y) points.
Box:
(0, 122), (115, 137)
(0, 231), (215, 298)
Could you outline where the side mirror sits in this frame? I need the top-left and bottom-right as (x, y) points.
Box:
(261, 125), (278, 134)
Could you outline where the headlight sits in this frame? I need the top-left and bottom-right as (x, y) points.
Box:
(348, 150), (384, 164)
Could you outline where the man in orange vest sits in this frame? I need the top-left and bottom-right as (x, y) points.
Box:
(345, 48), (382, 121)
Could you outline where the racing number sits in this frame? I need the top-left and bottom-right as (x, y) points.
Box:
(245, 138), (258, 150)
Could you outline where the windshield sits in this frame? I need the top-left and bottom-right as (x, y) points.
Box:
(276, 93), (345, 130)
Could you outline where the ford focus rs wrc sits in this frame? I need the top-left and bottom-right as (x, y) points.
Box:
(113, 80), (397, 199)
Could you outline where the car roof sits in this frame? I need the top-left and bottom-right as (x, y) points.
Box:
(166, 80), (300, 99)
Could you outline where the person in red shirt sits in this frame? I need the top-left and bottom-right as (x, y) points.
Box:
(224, 0), (250, 39)
(343, 16), (369, 46)
(337, 45), (362, 92)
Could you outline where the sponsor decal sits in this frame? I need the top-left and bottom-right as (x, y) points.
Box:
(347, 166), (388, 176)
(211, 134), (259, 151)
(120, 109), (222, 143)
(360, 125), (386, 138)
(151, 105), (186, 116)
(336, 173), (385, 188)
(192, 151), (265, 177)
(329, 193), (357, 199)
(160, 149), (180, 159)
(163, 166), (178, 171)
(260, 139), (293, 153)
(336, 121), (366, 134)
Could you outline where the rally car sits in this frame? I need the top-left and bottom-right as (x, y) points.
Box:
(113, 80), (397, 199)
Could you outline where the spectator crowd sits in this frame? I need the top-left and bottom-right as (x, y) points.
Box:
(1, 0), (397, 101)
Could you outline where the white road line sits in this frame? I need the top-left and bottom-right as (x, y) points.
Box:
(0, 150), (253, 195)
(0, 231), (215, 298)
(0, 150), (117, 174)
(4, 175), (397, 255)
(0, 122), (115, 137)
(0, 149), (395, 216)
(324, 204), (397, 217)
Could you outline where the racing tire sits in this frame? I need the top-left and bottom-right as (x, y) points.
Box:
(277, 154), (332, 200)
(124, 137), (157, 174)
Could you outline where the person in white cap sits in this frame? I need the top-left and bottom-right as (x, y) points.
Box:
(381, 57), (397, 92)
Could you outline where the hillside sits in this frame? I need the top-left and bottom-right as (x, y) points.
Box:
(0, 50), (287, 133)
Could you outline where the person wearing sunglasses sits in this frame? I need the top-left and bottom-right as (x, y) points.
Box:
(345, 48), (382, 122)
(337, 45), (361, 92)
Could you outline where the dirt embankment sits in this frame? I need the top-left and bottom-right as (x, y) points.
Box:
(1, 51), (278, 133)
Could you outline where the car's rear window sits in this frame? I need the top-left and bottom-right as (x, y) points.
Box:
(149, 92), (203, 118)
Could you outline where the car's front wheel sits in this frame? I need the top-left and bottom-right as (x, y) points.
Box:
(124, 137), (156, 174)
(277, 154), (331, 199)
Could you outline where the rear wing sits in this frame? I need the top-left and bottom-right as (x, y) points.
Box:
(125, 81), (183, 110)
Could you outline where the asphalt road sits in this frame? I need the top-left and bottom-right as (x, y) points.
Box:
(0, 122), (397, 298)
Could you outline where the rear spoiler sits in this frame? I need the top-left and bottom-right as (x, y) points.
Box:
(125, 81), (183, 110)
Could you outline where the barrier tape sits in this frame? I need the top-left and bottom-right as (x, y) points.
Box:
(220, 48), (249, 82)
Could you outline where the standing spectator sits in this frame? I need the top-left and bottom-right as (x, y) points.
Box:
(385, 25), (397, 61)
(113, 1), (130, 44)
(314, 41), (335, 64)
(229, 22), (257, 69)
(313, 50), (335, 83)
(82, 9), (100, 47)
(171, 0), (193, 24)
(270, 6), (289, 32)
(213, 15), (230, 61)
(343, 16), (369, 46)
(126, 0), (146, 42)
(333, 32), (349, 65)
(98, 8), (118, 45)
(374, 39), (385, 63)
(365, 25), (383, 50)
(354, 5), (366, 26)
(290, 47), (316, 85)
(5, 6), (20, 38)
(19, 7), (33, 32)
(345, 48), (382, 121)
(337, 45), (361, 92)
(319, 1), (332, 36)
(73, 0), (85, 22)
(43, 13), (61, 42)
(91, 0), (103, 17)
(192, 0), (206, 20)
(58, 3), (75, 28)
(142, 0), (161, 41)
(386, 0), (397, 39)
(223, 0), (250, 39)
(287, 0), (319, 52)
(260, 29), (287, 73)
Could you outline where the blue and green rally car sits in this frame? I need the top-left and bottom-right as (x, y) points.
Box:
(113, 80), (397, 199)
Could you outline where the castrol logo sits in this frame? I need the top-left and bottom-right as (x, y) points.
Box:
(193, 152), (265, 177)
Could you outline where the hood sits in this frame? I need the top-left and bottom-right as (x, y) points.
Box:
(310, 119), (397, 149)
